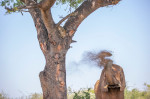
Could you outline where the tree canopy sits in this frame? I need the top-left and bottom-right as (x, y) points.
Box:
(0, 0), (84, 14)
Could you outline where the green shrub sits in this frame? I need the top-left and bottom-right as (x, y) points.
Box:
(124, 83), (150, 99)
(67, 88), (95, 99)
(1, 83), (150, 99)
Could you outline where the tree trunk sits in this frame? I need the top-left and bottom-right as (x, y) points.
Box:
(29, 8), (68, 99)
(39, 51), (67, 99)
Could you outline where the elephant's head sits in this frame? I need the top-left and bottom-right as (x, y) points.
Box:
(101, 60), (124, 92)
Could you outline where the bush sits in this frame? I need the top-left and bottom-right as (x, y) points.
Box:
(67, 88), (95, 99)
(124, 83), (150, 99)
(1, 83), (150, 99)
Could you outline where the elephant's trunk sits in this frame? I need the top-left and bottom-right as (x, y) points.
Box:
(105, 61), (119, 86)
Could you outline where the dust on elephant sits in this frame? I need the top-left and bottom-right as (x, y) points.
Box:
(94, 61), (126, 99)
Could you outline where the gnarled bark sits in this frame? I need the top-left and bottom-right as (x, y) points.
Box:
(39, 52), (67, 99)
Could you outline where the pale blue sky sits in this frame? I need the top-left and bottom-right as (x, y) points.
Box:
(0, 0), (150, 98)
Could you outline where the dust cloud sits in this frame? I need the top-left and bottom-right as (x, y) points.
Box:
(82, 50), (113, 68)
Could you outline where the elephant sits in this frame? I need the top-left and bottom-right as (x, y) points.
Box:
(94, 60), (126, 99)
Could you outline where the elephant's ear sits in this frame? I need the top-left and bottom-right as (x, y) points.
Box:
(120, 68), (126, 91)
(94, 80), (100, 95)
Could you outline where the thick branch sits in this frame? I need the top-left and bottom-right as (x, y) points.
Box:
(64, 0), (121, 37)
(5, 2), (40, 12)
(22, 0), (56, 46)
(24, 0), (56, 45)
(39, 0), (56, 10)
(40, 9), (55, 33)
(6, 0), (56, 12)
(29, 8), (50, 54)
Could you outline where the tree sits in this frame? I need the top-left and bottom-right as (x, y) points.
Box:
(0, 0), (121, 98)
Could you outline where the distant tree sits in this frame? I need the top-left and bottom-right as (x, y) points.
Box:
(0, 92), (8, 99)
(0, 0), (121, 98)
